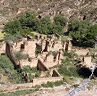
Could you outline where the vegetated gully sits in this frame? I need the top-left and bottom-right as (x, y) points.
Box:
(64, 64), (96, 96)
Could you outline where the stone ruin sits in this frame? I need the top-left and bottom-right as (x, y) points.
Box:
(3, 33), (97, 72)
(5, 34), (72, 72)
(0, 33), (96, 84)
(4, 33), (97, 79)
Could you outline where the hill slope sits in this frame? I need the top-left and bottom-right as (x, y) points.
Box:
(0, 0), (97, 29)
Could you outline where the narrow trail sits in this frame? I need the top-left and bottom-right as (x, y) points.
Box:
(64, 64), (96, 96)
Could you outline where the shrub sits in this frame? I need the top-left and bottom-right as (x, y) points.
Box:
(22, 66), (40, 80)
(41, 81), (64, 88)
(15, 51), (28, 60)
(54, 15), (67, 27)
(3, 20), (22, 35)
(58, 52), (79, 77)
(41, 81), (54, 88)
(38, 16), (53, 34)
(53, 80), (64, 86)
(52, 24), (64, 35)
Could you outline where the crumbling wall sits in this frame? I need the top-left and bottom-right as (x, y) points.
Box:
(5, 42), (20, 68)
(33, 77), (63, 86)
(52, 70), (60, 77)
(37, 59), (48, 71)
(0, 77), (63, 92)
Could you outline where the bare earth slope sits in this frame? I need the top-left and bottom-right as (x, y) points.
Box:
(0, 0), (97, 30)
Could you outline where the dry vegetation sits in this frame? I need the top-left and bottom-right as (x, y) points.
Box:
(0, 0), (97, 28)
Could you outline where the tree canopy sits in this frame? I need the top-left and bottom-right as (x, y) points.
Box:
(69, 20), (97, 47)
(3, 12), (67, 36)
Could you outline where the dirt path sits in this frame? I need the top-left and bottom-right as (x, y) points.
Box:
(21, 86), (97, 96)
(23, 86), (68, 96)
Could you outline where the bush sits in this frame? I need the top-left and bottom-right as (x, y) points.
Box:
(58, 52), (79, 77)
(58, 65), (79, 77)
(41, 81), (54, 88)
(41, 81), (64, 88)
(37, 16), (53, 34)
(0, 88), (39, 96)
(4, 33), (22, 43)
(22, 66), (36, 73)
(53, 80), (64, 86)
(63, 51), (78, 60)
(22, 66), (40, 81)
(54, 15), (67, 27)
(51, 15), (67, 35)
(15, 51), (28, 60)
(52, 24), (64, 35)
(3, 20), (22, 35)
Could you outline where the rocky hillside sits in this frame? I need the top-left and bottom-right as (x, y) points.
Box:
(0, 0), (97, 30)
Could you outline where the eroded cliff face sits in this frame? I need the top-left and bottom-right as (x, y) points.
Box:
(0, 0), (97, 29)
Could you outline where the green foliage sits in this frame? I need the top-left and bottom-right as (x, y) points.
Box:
(4, 33), (22, 43)
(52, 24), (64, 35)
(22, 66), (40, 80)
(0, 55), (24, 83)
(0, 88), (39, 96)
(3, 12), (67, 36)
(15, 51), (28, 60)
(58, 52), (79, 77)
(53, 80), (64, 86)
(41, 82), (54, 88)
(51, 15), (67, 35)
(58, 65), (79, 77)
(69, 20), (97, 47)
(22, 66), (37, 73)
(38, 16), (53, 34)
(54, 15), (67, 27)
(35, 71), (40, 77)
(41, 81), (64, 88)
(3, 20), (21, 35)
(19, 12), (37, 28)
(64, 51), (78, 60)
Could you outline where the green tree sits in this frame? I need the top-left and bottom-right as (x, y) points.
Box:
(3, 20), (21, 35)
(52, 15), (67, 35)
(18, 12), (39, 33)
(69, 20), (97, 47)
(52, 24), (64, 35)
(38, 16), (53, 34)
(3, 13), (67, 36)
(54, 15), (67, 27)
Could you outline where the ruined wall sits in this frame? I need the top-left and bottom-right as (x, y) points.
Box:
(37, 59), (48, 71)
(0, 77), (63, 92)
(5, 42), (20, 68)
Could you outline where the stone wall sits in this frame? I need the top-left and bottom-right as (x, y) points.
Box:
(0, 77), (63, 92)
(37, 59), (48, 71)
(5, 42), (20, 68)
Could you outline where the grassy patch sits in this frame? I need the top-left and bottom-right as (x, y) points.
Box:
(58, 57), (79, 78)
(41, 80), (64, 88)
(0, 32), (5, 40)
(0, 88), (39, 96)
(0, 55), (24, 83)
(58, 52), (80, 84)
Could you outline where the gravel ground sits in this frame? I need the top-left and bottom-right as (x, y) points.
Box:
(22, 86), (97, 96)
